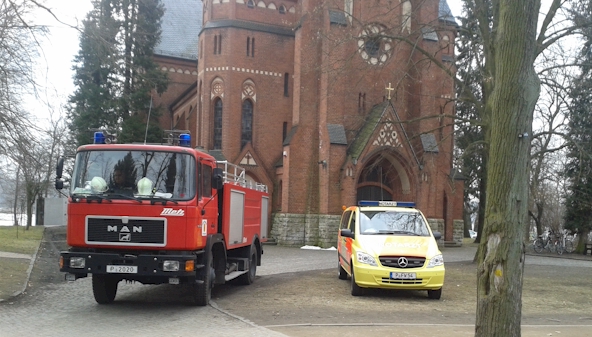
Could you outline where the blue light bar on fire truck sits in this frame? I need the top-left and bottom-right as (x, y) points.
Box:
(358, 200), (416, 208)
(179, 133), (191, 147)
(93, 132), (106, 144)
(93, 131), (192, 146)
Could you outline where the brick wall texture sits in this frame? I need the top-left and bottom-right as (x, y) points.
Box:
(156, 0), (465, 245)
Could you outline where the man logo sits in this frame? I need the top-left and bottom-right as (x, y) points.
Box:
(107, 225), (143, 233)
(119, 233), (131, 242)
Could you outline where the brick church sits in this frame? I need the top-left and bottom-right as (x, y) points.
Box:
(152, 0), (464, 247)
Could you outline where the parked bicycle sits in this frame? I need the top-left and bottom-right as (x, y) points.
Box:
(533, 230), (558, 254)
(559, 231), (576, 254)
(555, 231), (569, 255)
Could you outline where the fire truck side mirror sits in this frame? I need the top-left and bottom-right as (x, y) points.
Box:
(56, 157), (64, 179)
(55, 157), (64, 190)
(212, 168), (224, 190)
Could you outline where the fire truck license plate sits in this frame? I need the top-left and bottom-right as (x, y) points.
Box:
(390, 272), (416, 279)
(107, 265), (138, 274)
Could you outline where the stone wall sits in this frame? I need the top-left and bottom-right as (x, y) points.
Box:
(271, 213), (341, 248)
(427, 218), (445, 247)
(427, 218), (464, 247)
(452, 219), (464, 246)
(272, 214), (463, 248)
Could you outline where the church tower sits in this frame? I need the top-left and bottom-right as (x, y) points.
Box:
(183, 0), (462, 247)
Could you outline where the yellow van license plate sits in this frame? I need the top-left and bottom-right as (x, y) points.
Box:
(390, 272), (416, 279)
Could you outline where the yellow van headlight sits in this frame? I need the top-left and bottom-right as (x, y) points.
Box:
(356, 251), (377, 266)
(427, 254), (444, 268)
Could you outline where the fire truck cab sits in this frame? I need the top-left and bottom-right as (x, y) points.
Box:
(56, 132), (269, 306)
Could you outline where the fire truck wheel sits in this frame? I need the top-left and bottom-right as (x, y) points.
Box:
(92, 274), (118, 304)
(193, 252), (213, 306)
(236, 245), (257, 285)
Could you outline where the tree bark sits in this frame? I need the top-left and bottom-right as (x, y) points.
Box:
(475, 0), (541, 336)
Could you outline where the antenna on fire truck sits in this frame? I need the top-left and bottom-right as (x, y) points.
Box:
(144, 94), (153, 144)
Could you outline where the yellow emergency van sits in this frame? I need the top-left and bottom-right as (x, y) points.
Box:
(337, 201), (445, 299)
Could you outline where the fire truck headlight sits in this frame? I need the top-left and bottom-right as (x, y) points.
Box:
(69, 257), (86, 269)
(163, 260), (180, 272)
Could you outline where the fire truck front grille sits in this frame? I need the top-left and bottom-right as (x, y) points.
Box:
(86, 217), (166, 246)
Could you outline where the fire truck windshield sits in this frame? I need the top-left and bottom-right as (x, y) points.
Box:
(71, 150), (196, 200)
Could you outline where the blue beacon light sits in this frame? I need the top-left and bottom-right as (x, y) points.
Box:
(93, 132), (106, 144)
(179, 133), (191, 147)
(357, 200), (416, 208)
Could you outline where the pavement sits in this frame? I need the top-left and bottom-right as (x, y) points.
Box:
(2, 226), (592, 337)
(0, 252), (33, 259)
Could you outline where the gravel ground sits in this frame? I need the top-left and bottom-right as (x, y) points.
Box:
(2, 226), (592, 337)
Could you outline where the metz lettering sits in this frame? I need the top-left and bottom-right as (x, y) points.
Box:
(160, 208), (185, 216)
(107, 225), (143, 233)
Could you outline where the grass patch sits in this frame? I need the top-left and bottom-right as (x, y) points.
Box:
(0, 226), (44, 255)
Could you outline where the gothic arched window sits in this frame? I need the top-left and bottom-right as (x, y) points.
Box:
(284, 73), (289, 97)
(213, 98), (223, 149)
(241, 100), (253, 148)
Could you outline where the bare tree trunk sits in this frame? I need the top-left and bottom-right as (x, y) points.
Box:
(25, 194), (34, 230)
(36, 197), (44, 227)
(13, 166), (20, 227)
(475, 0), (541, 336)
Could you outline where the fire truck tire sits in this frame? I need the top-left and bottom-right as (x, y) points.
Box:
(92, 274), (118, 304)
(236, 245), (257, 285)
(193, 252), (213, 306)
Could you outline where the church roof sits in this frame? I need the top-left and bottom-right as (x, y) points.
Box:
(207, 149), (227, 161)
(347, 102), (389, 160)
(420, 133), (439, 153)
(154, 0), (202, 60)
(347, 101), (424, 168)
(153, 1), (453, 59)
(328, 124), (347, 145)
(439, 0), (457, 26)
(203, 20), (295, 37)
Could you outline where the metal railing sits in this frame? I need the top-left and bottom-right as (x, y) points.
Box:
(216, 161), (268, 193)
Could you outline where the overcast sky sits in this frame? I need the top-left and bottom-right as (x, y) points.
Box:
(29, 0), (93, 122)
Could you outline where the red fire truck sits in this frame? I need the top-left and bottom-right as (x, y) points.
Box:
(56, 132), (269, 306)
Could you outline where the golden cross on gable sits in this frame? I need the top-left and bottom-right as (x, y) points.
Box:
(385, 83), (394, 100)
